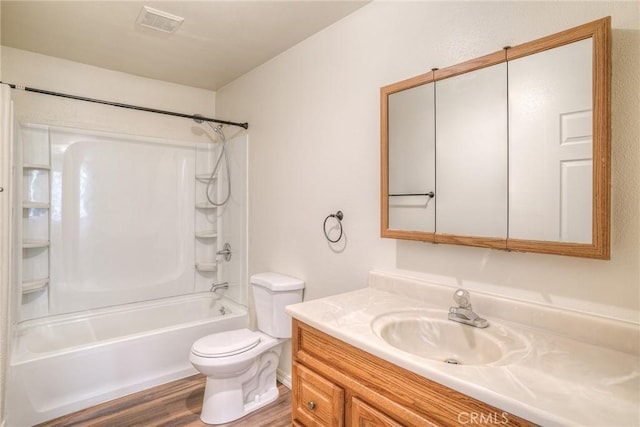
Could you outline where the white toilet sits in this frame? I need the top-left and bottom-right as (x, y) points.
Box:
(190, 272), (304, 424)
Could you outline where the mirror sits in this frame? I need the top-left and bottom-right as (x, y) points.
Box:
(381, 17), (610, 259)
(387, 78), (435, 234)
(508, 38), (593, 244)
(435, 61), (508, 243)
(381, 73), (437, 241)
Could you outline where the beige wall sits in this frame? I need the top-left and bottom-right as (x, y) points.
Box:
(215, 2), (639, 377)
(0, 47), (215, 423)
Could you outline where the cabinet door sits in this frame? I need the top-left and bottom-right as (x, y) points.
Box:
(350, 397), (404, 427)
(293, 363), (344, 426)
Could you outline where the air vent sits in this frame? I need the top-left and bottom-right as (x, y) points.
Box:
(136, 6), (184, 34)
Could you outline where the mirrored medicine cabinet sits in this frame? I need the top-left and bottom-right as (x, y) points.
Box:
(381, 17), (610, 259)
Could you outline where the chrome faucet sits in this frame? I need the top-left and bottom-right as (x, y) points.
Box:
(210, 281), (229, 293)
(448, 289), (489, 328)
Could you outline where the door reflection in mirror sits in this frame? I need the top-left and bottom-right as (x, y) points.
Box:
(508, 38), (593, 243)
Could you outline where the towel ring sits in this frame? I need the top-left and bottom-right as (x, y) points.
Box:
(323, 211), (344, 243)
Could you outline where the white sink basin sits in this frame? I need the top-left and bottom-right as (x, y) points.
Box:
(371, 310), (529, 366)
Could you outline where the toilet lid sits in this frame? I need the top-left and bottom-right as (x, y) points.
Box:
(192, 329), (261, 358)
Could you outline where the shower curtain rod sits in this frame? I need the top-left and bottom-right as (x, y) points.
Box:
(0, 81), (249, 129)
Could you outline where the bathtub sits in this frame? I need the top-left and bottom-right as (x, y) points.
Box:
(6, 293), (248, 426)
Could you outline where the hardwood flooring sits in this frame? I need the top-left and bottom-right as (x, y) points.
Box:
(35, 374), (292, 427)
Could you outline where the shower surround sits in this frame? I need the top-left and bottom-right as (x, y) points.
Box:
(6, 123), (248, 425)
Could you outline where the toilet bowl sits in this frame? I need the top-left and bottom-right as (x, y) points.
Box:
(190, 329), (283, 424)
(190, 272), (304, 424)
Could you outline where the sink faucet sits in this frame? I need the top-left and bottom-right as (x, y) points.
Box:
(448, 289), (489, 328)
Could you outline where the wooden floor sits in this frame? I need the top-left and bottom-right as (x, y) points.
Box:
(36, 374), (291, 427)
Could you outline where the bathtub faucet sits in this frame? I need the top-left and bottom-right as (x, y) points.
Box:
(210, 282), (229, 293)
(448, 289), (489, 328)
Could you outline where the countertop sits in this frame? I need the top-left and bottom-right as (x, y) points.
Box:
(285, 272), (639, 426)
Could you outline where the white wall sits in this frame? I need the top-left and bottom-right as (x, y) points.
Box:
(216, 0), (639, 356)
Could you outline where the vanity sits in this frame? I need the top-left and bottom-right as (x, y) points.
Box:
(290, 320), (532, 426)
(286, 271), (639, 426)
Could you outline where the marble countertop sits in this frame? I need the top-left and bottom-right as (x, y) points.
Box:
(286, 273), (639, 426)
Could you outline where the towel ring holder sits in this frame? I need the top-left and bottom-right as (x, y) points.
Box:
(323, 211), (344, 243)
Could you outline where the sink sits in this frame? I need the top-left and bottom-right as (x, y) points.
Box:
(371, 310), (529, 366)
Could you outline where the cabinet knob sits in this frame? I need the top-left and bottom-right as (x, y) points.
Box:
(307, 401), (316, 410)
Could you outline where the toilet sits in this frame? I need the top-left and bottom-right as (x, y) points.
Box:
(190, 272), (304, 424)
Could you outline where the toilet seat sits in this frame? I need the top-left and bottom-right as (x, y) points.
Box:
(192, 329), (261, 358)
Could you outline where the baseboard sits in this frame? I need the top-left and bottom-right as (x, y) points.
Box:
(276, 369), (292, 389)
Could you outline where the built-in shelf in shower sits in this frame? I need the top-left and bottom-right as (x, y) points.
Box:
(195, 144), (219, 292)
(23, 163), (51, 170)
(22, 240), (50, 249)
(21, 125), (52, 319)
(195, 230), (217, 239)
(195, 262), (217, 272)
(195, 202), (217, 210)
(22, 278), (49, 294)
(196, 173), (218, 182)
(22, 202), (50, 209)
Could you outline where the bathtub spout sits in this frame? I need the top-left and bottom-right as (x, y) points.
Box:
(210, 282), (229, 293)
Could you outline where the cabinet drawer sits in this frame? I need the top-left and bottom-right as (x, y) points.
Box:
(350, 397), (406, 427)
(293, 362), (344, 426)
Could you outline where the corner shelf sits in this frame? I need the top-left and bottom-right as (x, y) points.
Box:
(195, 202), (217, 210)
(195, 230), (217, 239)
(22, 240), (50, 249)
(22, 146), (52, 310)
(22, 202), (50, 209)
(195, 262), (218, 272)
(23, 163), (51, 170)
(22, 278), (49, 294)
(196, 173), (217, 182)
(195, 150), (219, 289)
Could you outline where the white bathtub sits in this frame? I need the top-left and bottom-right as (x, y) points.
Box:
(6, 293), (248, 426)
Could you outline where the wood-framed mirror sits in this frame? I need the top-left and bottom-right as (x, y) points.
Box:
(380, 17), (610, 259)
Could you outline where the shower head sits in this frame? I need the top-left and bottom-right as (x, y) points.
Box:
(207, 122), (226, 141)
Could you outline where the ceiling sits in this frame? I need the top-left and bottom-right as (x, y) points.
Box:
(1, 1), (368, 91)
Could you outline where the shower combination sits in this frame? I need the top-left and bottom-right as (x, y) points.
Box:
(2, 79), (250, 425)
(7, 121), (249, 426)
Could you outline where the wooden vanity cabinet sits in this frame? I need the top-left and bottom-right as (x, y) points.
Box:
(291, 319), (535, 427)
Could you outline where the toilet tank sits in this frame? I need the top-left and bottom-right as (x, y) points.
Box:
(250, 272), (304, 338)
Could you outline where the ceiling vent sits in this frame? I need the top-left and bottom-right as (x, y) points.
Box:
(136, 6), (184, 34)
